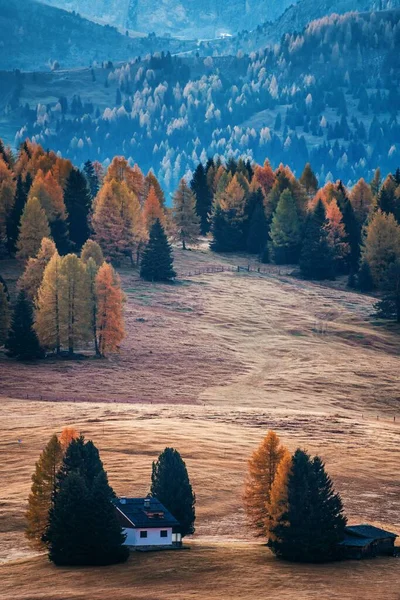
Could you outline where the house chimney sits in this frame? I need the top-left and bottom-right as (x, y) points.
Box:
(120, 497), (127, 505)
(144, 496), (151, 509)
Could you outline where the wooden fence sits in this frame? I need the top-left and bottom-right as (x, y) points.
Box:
(179, 264), (276, 278)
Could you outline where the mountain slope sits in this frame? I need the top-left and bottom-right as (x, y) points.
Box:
(0, 0), (195, 71)
(37, 0), (296, 38)
(3, 9), (399, 194)
(207, 0), (400, 53)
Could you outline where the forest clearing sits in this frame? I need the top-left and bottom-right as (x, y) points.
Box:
(0, 247), (399, 599)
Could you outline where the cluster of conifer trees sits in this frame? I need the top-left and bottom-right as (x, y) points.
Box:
(191, 158), (400, 321)
(26, 430), (195, 566)
(244, 431), (347, 562)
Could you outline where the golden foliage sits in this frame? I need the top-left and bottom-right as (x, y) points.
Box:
(18, 237), (57, 301)
(252, 160), (275, 198)
(34, 252), (62, 352)
(96, 263), (125, 357)
(25, 434), (63, 549)
(267, 451), (292, 541)
(59, 253), (91, 353)
(350, 178), (375, 224)
(243, 430), (287, 536)
(362, 210), (400, 286)
(81, 239), (104, 266)
(16, 197), (50, 261)
(143, 185), (166, 232)
(59, 427), (79, 450)
(28, 170), (66, 222)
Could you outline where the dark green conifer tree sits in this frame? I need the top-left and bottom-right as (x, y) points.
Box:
(6, 175), (28, 255)
(6, 290), (43, 360)
(64, 167), (92, 249)
(336, 182), (361, 271)
(269, 449), (346, 562)
(50, 217), (71, 256)
(300, 200), (335, 280)
(46, 437), (128, 566)
(357, 260), (375, 292)
(210, 206), (242, 253)
(150, 447), (196, 537)
(270, 190), (301, 264)
(373, 260), (400, 322)
(191, 163), (212, 235)
(140, 219), (176, 282)
(245, 189), (269, 255)
(83, 160), (100, 199)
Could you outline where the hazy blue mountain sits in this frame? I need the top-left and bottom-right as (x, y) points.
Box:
(37, 0), (296, 38)
(3, 9), (399, 195)
(0, 0), (196, 71)
(207, 0), (400, 53)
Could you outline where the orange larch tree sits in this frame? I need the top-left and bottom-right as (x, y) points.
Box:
(243, 430), (287, 536)
(95, 263), (125, 357)
(143, 185), (166, 232)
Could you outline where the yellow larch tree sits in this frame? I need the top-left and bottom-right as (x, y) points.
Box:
(25, 433), (63, 549)
(350, 178), (375, 224)
(92, 179), (144, 264)
(243, 430), (287, 536)
(52, 157), (73, 189)
(18, 237), (57, 301)
(96, 262), (125, 357)
(59, 254), (91, 355)
(16, 197), (50, 261)
(0, 158), (17, 253)
(92, 180), (125, 263)
(81, 239), (104, 266)
(172, 179), (200, 249)
(362, 210), (400, 287)
(34, 251), (62, 353)
(28, 169), (67, 223)
(104, 156), (144, 199)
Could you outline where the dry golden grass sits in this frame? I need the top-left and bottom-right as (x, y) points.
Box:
(0, 248), (399, 598)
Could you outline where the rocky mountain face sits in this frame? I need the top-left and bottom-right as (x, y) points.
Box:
(38, 0), (296, 37)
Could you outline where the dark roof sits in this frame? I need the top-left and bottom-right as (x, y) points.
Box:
(340, 535), (376, 548)
(345, 525), (397, 541)
(113, 497), (179, 529)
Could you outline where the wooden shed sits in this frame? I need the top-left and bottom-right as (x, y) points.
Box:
(339, 525), (398, 559)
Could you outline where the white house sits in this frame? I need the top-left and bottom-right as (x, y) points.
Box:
(114, 496), (182, 549)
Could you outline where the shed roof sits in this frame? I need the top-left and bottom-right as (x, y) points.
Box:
(345, 525), (397, 541)
(114, 497), (179, 529)
(340, 535), (376, 548)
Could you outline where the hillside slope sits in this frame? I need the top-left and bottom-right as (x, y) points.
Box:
(0, 0), (195, 71)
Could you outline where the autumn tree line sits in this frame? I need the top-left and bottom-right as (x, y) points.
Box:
(26, 429), (195, 566)
(1, 138), (400, 360)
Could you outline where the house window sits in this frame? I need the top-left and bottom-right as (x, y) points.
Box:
(140, 531), (148, 539)
(160, 530), (168, 538)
